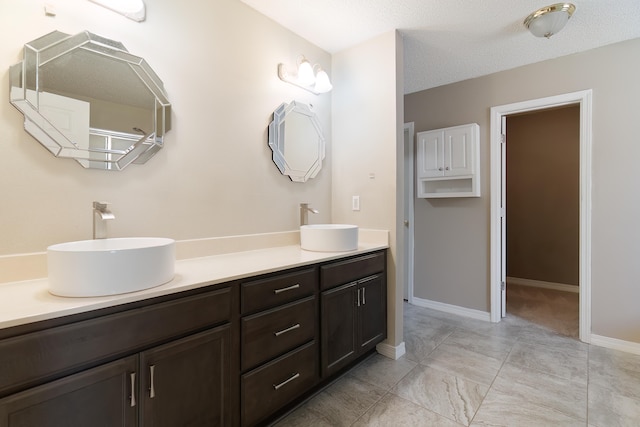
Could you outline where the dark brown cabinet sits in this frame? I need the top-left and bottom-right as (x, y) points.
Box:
(0, 286), (236, 427)
(0, 250), (387, 427)
(239, 267), (319, 426)
(139, 325), (231, 426)
(0, 356), (137, 427)
(320, 253), (387, 378)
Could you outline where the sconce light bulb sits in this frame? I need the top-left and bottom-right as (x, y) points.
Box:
(314, 69), (333, 93)
(297, 59), (316, 86)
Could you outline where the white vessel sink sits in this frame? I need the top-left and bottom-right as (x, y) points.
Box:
(47, 237), (175, 297)
(300, 224), (358, 252)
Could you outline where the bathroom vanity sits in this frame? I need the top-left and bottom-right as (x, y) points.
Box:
(0, 246), (387, 426)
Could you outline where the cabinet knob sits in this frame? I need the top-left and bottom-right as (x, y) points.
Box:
(438, 167), (444, 171)
(445, 166), (450, 171)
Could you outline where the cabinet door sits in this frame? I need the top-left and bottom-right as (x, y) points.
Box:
(416, 130), (444, 178)
(0, 356), (137, 427)
(139, 325), (231, 427)
(444, 125), (474, 176)
(358, 275), (387, 352)
(320, 282), (358, 378)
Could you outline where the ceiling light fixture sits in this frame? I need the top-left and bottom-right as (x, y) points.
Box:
(278, 56), (332, 95)
(524, 3), (576, 38)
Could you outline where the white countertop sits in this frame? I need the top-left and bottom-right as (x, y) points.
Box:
(0, 243), (387, 330)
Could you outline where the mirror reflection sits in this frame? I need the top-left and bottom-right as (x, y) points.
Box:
(9, 31), (171, 170)
(268, 101), (325, 182)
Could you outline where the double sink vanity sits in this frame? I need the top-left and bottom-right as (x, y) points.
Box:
(0, 227), (388, 426)
(5, 28), (383, 426)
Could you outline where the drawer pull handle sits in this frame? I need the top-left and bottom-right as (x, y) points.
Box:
(130, 373), (136, 407)
(274, 323), (301, 337)
(274, 284), (300, 294)
(149, 365), (156, 398)
(273, 373), (300, 390)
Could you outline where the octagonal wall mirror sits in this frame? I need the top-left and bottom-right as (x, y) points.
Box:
(9, 30), (171, 171)
(268, 101), (325, 182)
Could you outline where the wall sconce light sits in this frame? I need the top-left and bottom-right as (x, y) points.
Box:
(89, 0), (146, 22)
(524, 3), (576, 38)
(278, 56), (333, 95)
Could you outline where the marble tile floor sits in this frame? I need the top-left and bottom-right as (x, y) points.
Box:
(274, 303), (640, 427)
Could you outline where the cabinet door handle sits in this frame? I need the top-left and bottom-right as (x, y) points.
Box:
(130, 372), (136, 407)
(149, 365), (156, 399)
(274, 323), (300, 336)
(362, 287), (366, 305)
(445, 166), (450, 171)
(438, 167), (444, 171)
(356, 288), (361, 307)
(274, 284), (300, 294)
(273, 373), (300, 390)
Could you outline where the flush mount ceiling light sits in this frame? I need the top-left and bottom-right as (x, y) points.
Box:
(278, 56), (333, 95)
(89, 0), (145, 22)
(524, 3), (576, 38)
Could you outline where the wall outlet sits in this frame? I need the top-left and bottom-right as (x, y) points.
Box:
(352, 195), (360, 211)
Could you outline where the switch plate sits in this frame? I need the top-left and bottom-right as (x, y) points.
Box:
(352, 196), (360, 211)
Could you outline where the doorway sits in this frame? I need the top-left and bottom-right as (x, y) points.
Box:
(505, 106), (580, 338)
(490, 90), (592, 343)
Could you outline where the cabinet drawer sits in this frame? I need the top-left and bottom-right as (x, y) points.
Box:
(241, 267), (316, 314)
(320, 251), (386, 290)
(0, 287), (232, 397)
(241, 297), (316, 371)
(241, 341), (318, 427)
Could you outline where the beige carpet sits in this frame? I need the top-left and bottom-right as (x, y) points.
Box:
(506, 284), (579, 338)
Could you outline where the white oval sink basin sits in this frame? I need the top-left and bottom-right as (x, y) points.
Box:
(47, 237), (175, 297)
(300, 224), (358, 252)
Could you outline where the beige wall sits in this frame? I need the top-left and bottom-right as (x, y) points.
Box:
(0, 0), (332, 256)
(506, 106), (580, 286)
(332, 32), (404, 348)
(1, 1), (403, 347)
(405, 37), (640, 343)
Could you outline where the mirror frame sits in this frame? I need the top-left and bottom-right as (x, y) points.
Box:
(268, 101), (325, 182)
(9, 30), (171, 170)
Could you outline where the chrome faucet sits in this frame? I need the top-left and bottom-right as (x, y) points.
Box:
(300, 203), (319, 226)
(93, 201), (115, 239)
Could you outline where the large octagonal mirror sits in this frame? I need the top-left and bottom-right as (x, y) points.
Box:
(268, 101), (325, 182)
(9, 31), (171, 170)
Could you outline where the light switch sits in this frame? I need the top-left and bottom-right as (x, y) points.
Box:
(352, 196), (360, 211)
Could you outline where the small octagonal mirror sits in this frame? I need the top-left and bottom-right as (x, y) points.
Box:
(268, 101), (325, 182)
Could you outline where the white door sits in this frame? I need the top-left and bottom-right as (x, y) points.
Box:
(500, 116), (507, 317)
(403, 123), (415, 303)
(39, 91), (90, 149)
(416, 130), (444, 178)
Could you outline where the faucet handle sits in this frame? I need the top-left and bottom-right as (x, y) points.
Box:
(93, 201), (110, 210)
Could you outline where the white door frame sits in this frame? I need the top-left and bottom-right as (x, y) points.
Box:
(403, 122), (415, 303)
(489, 90), (592, 343)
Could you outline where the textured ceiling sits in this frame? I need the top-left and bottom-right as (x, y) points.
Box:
(240, 0), (640, 94)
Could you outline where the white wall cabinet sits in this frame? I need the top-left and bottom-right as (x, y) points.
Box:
(416, 123), (480, 198)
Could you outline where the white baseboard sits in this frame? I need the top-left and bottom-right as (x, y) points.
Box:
(376, 341), (406, 360)
(411, 297), (491, 322)
(507, 277), (579, 293)
(591, 334), (640, 356)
